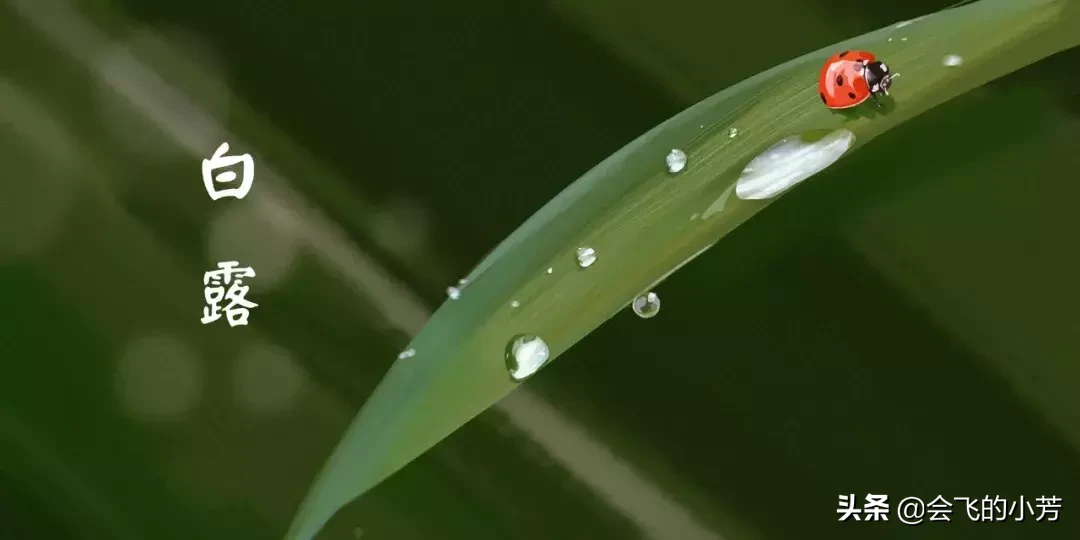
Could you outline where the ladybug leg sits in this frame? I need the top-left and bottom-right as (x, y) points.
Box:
(871, 93), (882, 108)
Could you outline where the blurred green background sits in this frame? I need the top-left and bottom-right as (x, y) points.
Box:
(1, 0), (1078, 539)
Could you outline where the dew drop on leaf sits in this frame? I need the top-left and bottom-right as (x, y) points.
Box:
(665, 149), (687, 173)
(505, 334), (550, 382)
(632, 292), (661, 319)
(576, 247), (597, 268)
(735, 130), (855, 200)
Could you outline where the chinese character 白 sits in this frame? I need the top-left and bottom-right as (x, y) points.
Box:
(864, 494), (889, 521)
(202, 142), (254, 200)
(201, 261), (258, 326)
(927, 495), (953, 522)
(838, 494), (862, 521)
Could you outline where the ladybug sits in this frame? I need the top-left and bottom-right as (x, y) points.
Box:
(818, 50), (897, 109)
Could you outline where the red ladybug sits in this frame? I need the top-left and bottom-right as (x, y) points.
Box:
(818, 50), (897, 109)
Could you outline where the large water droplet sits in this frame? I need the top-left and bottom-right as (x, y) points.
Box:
(505, 334), (550, 382)
(576, 247), (597, 268)
(735, 130), (855, 200)
(943, 54), (963, 67)
(632, 292), (661, 319)
(446, 286), (461, 300)
(665, 149), (687, 173)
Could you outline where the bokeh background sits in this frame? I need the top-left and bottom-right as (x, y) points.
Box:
(2, 0), (1078, 539)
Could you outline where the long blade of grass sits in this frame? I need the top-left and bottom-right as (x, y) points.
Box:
(286, 0), (1079, 537)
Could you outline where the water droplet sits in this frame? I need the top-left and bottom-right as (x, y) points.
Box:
(728, 127), (739, 139)
(446, 286), (461, 300)
(458, 278), (469, 286)
(735, 130), (855, 200)
(576, 247), (597, 268)
(665, 149), (687, 173)
(702, 184), (736, 219)
(397, 348), (416, 360)
(901, 37), (908, 41)
(943, 54), (963, 67)
(690, 213), (700, 220)
(888, 37), (894, 42)
(510, 300), (521, 308)
(546, 267), (553, 274)
(505, 334), (550, 382)
(632, 292), (661, 319)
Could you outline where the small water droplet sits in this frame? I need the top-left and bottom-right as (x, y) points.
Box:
(735, 130), (855, 200)
(458, 278), (469, 286)
(397, 348), (416, 360)
(510, 300), (521, 308)
(943, 54), (963, 67)
(505, 334), (550, 382)
(888, 37), (893, 42)
(446, 286), (461, 300)
(576, 247), (597, 268)
(901, 37), (908, 41)
(665, 149), (687, 173)
(546, 267), (553, 274)
(632, 292), (661, 319)
(728, 127), (739, 139)
(690, 213), (700, 220)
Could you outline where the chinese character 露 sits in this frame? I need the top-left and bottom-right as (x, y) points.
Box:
(864, 494), (889, 521)
(201, 261), (258, 326)
(202, 142), (254, 200)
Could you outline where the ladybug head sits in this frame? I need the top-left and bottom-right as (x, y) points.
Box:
(864, 61), (896, 96)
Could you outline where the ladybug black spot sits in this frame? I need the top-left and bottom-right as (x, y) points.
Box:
(820, 92), (827, 104)
(848, 92), (858, 99)
(836, 75), (844, 86)
(839, 51), (849, 57)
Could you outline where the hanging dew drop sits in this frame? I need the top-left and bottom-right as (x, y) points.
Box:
(632, 292), (661, 319)
(576, 247), (597, 268)
(446, 286), (461, 300)
(505, 334), (550, 382)
(665, 149), (687, 173)
(397, 348), (416, 360)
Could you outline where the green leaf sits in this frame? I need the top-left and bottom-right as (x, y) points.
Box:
(285, 0), (1079, 537)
